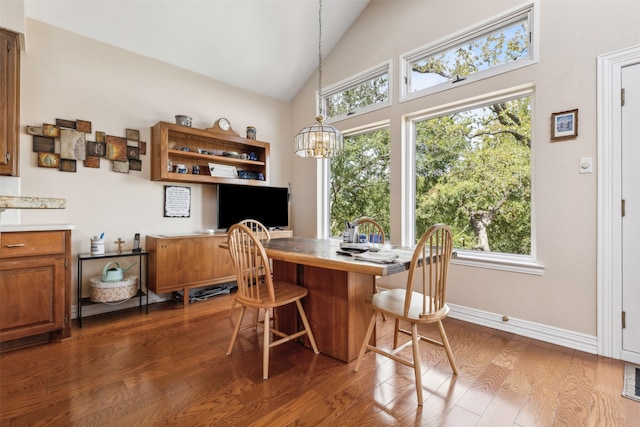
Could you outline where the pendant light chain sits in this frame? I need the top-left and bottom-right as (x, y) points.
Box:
(318, 0), (323, 117)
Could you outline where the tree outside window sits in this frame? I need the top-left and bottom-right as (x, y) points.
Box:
(330, 128), (391, 239)
(414, 96), (531, 254)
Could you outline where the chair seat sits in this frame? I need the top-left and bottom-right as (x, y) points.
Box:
(369, 288), (449, 322)
(236, 280), (309, 309)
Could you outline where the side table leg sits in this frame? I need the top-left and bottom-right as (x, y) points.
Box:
(77, 259), (82, 328)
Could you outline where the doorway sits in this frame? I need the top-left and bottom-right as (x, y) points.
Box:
(597, 45), (640, 363)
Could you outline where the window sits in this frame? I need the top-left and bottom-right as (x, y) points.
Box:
(329, 126), (391, 239)
(322, 61), (391, 121)
(411, 91), (532, 255)
(401, 4), (534, 100)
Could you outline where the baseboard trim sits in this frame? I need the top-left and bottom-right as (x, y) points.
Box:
(448, 303), (598, 355)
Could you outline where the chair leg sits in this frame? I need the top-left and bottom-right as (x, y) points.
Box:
(411, 322), (424, 406)
(295, 300), (319, 354)
(254, 308), (260, 331)
(227, 298), (237, 317)
(354, 311), (378, 371)
(226, 305), (246, 356)
(374, 283), (387, 321)
(437, 320), (458, 375)
(262, 307), (271, 380)
(393, 318), (401, 349)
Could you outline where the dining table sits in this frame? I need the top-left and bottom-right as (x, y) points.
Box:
(260, 237), (415, 363)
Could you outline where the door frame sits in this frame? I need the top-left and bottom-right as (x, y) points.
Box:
(597, 44), (640, 360)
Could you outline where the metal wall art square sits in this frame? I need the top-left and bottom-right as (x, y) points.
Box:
(106, 135), (128, 161)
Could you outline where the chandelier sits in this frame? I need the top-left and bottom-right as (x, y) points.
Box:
(294, 0), (343, 158)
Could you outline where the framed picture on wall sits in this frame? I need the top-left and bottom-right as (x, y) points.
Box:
(164, 185), (191, 218)
(551, 109), (578, 141)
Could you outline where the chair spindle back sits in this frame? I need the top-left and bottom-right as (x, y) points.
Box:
(227, 223), (275, 304)
(405, 224), (453, 318)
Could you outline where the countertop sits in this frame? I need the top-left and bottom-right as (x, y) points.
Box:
(0, 224), (76, 232)
(0, 196), (67, 209)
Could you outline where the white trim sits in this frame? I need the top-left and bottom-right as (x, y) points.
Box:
(596, 44), (640, 360)
(449, 303), (597, 354)
(452, 250), (544, 275)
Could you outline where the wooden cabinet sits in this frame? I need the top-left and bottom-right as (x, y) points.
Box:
(151, 121), (271, 186)
(0, 230), (72, 350)
(146, 230), (292, 306)
(146, 234), (235, 302)
(0, 29), (20, 177)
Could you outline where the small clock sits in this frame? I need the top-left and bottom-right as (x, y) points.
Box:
(206, 118), (239, 136)
(218, 118), (231, 131)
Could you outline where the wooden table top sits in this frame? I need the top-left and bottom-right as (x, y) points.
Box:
(261, 237), (414, 277)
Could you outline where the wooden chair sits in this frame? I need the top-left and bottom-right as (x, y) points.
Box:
(228, 219), (271, 317)
(353, 216), (385, 245)
(353, 216), (387, 320)
(239, 218), (271, 241)
(225, 223), (319, 379)
(354, 223), (458, 405)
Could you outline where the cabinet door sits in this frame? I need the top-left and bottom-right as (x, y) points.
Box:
(0, 257), (65, 342)
(0, 29), (20, 177)
(154, 237), (216, 292)
(212, 236), (235, 279)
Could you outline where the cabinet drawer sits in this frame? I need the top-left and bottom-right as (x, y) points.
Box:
(0, 231), (66, 258)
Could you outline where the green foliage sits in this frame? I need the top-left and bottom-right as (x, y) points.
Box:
(412, 21), (528, 87)
(326, 75), (389, 118)
(330, 129), (390, 238)
(416, 98), (531, 253)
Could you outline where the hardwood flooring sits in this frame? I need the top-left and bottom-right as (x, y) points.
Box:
(1, 293), (639, 426)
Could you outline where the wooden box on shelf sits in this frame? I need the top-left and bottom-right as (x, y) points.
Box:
(150, 121), (270, 186)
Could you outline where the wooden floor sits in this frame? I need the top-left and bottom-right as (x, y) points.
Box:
(1, 293), (639, 426)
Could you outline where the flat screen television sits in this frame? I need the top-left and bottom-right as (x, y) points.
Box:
(217, 184), (289, 230)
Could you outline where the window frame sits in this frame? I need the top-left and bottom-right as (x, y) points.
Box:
(320, 60), (392, 123)
(399, 2), (537, 103)
(404, 84), (543, 275)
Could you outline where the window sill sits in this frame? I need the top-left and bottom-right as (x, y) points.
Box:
(452, 250), (544, 275)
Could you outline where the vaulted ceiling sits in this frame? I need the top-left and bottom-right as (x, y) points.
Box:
(24, 0), (370, 101)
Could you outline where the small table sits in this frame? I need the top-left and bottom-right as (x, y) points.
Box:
(77, 250), (149, 327)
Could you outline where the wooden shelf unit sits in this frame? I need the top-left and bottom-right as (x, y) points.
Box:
(150, 121), (270, 186)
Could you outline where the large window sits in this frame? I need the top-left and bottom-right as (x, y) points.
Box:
(412, 93), (531, 255)
(401, 3), (534, 100)
(329, 127), (391, 239)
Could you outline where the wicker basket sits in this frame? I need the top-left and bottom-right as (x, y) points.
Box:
(89, 275), (138, 303)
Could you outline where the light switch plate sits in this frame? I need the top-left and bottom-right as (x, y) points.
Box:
(579, 157), (593, 174)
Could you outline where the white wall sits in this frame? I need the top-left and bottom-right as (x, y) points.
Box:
(289, 0), (640, 338)
(2, 19), (291, 301)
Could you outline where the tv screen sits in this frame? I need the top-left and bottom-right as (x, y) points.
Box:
(217, 184), (289, 230)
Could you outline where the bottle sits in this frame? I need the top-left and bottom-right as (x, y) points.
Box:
(343, 221), (352, 243)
